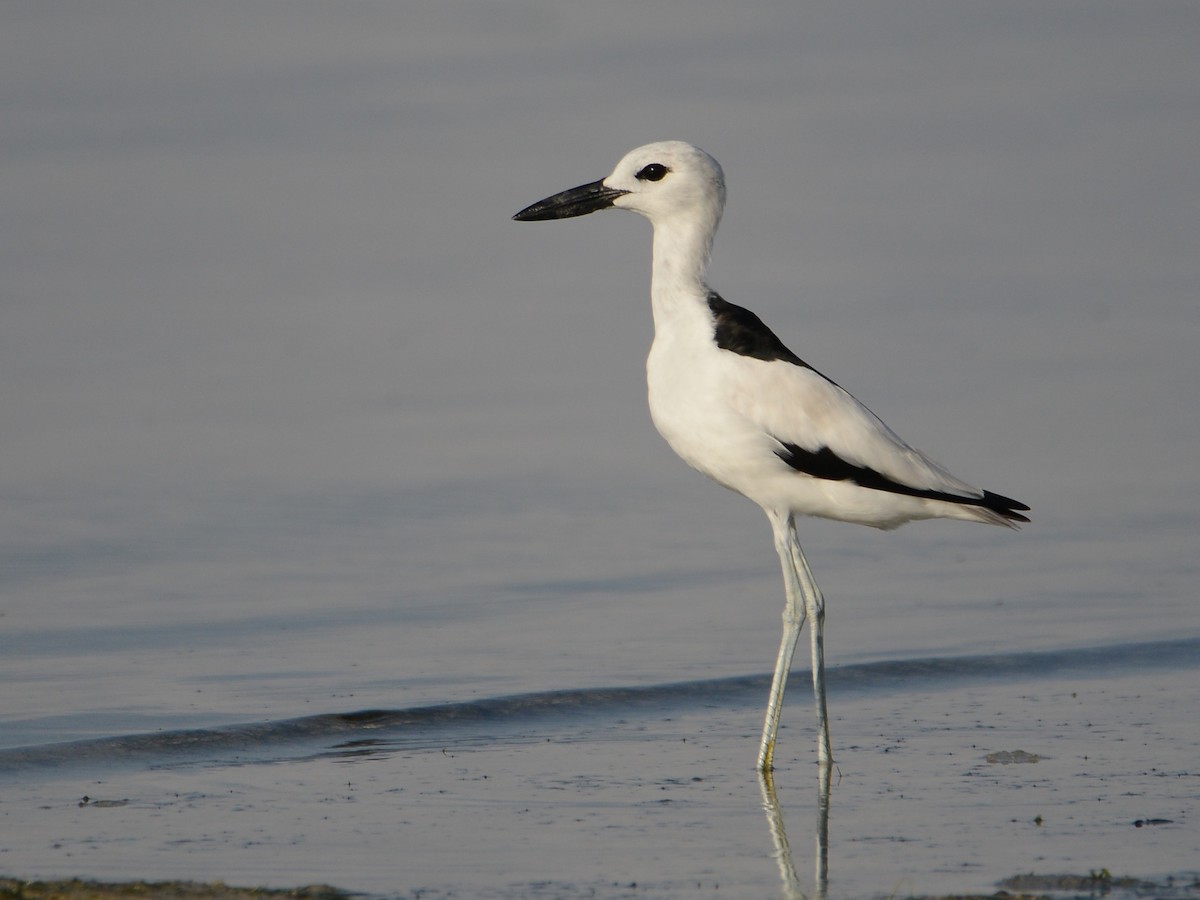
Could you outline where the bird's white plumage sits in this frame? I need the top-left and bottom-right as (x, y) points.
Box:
(652, 326), (925, 523)
(513, 140), (1027, 772)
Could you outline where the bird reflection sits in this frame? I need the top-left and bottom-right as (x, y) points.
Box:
(759, 766), (830, 900)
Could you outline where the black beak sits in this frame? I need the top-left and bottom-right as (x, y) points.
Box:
(512, 179), (629, 221)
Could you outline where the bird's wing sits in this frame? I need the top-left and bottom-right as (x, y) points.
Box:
(721, 353), (987, 501)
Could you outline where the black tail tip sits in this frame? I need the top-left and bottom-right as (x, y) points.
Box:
(983, 490), (1030, 524)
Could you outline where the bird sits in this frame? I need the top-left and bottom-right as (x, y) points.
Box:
(512, 141), (1028, 773)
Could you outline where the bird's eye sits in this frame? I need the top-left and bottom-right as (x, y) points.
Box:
(636, 163), (670, 182)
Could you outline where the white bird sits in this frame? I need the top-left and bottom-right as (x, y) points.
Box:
(513, 141), (1028, 772)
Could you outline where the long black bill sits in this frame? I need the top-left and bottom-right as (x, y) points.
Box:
(512, 179), (629, 221)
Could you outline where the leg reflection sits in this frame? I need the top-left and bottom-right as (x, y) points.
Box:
(758, 766), (830, 900)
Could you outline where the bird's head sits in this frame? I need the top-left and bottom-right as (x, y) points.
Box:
(513, 141), (726, 229)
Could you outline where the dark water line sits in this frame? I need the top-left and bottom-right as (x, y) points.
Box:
(2, 636), (1196, 775)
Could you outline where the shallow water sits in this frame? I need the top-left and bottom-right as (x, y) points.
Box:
(3, 2), (1199, 897)
(3, 641), (1199, 898)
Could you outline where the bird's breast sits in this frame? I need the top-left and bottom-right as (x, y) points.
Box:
(646, 334), (786, 492)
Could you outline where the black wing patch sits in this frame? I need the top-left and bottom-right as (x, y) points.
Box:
(776, 442), (1031, 523)
(707, 292), (816, 370)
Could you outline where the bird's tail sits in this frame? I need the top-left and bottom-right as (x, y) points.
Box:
(966, 491), (1030, 528)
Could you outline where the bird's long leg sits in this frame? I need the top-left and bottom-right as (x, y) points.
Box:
(788, 528), (832, 768)
(758, 511), (808, 772)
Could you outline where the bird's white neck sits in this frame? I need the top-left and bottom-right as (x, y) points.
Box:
(648, 211), (720, 332)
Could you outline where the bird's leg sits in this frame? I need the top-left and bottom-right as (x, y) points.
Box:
(788, 532), (832, 768)
(758, 512), (807, 773)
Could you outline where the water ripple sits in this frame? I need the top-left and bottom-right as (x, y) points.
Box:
(2, 636), (1196, 776)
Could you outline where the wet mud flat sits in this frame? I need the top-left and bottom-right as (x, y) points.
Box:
(2, 646), (1197, 899)
(0, 880), (349, 900)
(2, 872), (1198, 900)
